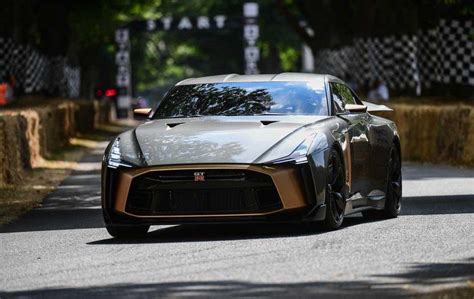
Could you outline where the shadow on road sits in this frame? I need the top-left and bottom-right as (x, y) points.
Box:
(402, 163), (474, 180)
(0, 280), (408, 298)
(86, 192), (471, 244)
(87, 217), (366, 245)
(374, 260), (474, 285)
(2, 257), (473, 298)
(0, 166), (104, 233)
(401, 195), (474, 215)
(2, 194), (474, 235)
(87, 193), (474, 245)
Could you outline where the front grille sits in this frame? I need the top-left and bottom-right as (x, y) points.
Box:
(125, 169), (282, 215)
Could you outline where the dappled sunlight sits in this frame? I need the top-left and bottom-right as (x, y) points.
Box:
(69, 137), (101, 149)
(30, 135), (107, 171)
(31, 185), (55, 191)
(97, 120), (141, 133)
(34, 160), (101, 171)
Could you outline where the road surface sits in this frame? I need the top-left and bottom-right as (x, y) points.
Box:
(1, 142), (473, 297)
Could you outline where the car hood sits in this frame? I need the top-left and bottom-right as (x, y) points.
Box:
(133, 115), (330, 166)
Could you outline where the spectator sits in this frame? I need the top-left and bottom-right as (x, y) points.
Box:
(0, 74), (14, 106)
(367, 79), (389, 101)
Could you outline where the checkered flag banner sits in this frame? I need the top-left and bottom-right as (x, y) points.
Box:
(314, 19), (473, 93)
(0, 37), (80, 98)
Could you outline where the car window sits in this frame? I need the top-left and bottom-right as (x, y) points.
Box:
(153, 81), (328, 118)
(350, 90), (363, 105)
(330, 82), (358, 113)
(330, 83), (345, 113)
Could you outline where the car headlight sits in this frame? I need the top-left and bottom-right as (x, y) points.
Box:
(106, 138), (134, 169)
(270, 135), (314, 165)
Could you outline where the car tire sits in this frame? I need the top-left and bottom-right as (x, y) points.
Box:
(323, 149), (346, 230)
(106, 225), (150, 238)
(363, 146), (402, 220)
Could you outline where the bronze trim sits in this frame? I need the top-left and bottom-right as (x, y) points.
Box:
(113, 164), (308, 218)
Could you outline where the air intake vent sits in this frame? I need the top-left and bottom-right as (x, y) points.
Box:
(125, 169), (283, 215)
(166, 122), (184, 129)
(260, 120), (278, 126)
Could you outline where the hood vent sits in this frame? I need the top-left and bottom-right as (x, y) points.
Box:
(260, 120), (279, 126)
(166, 122), (184, 129)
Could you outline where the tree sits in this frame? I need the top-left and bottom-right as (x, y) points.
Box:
(0, 0), (303, 99)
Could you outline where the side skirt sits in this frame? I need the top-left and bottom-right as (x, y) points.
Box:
(343, 191), (386, 215)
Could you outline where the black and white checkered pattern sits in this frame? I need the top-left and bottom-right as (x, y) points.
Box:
(438, 19), (473, 85)
(314, 19), (473, 93)
(0, 37), (80, 98)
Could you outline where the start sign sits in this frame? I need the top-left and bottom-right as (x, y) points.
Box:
(141, 16), (228, 31)
(114, 2), (260, 118)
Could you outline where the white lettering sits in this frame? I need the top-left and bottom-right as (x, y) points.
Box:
(245, 46), (259, 61)
(243, 3), (259, 17)
(118, 66), (128, 75)
(116, 75), (130, 87)
(214, 15), (227, 29)
(115, 29), (129, 44)
(197, 16), (210, 29)
(162, 17), (173, 30)
(244, 25), (259, 41)
(146, 20), (156, 31)
(115, 51), (129, 65)
(178, 17), (192, 30)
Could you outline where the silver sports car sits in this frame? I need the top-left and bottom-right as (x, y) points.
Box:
(102, 73), (401, 238)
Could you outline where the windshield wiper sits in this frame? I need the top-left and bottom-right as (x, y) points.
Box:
(163, 114), (204, 119)
(254, 112), (286, 116)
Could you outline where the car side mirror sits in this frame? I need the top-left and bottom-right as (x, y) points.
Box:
(133, 108), (152, 119)
(345, 104), (367, 113)
(361, 101), (393, 112)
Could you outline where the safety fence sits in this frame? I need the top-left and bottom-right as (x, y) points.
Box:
(314, 19), (473, 94)
(0, 37), (80, 98)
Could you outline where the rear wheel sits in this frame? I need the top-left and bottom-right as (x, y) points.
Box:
(363, 147), (402, 220)
(106, 225), (150, 238)
(323, 149), (346, 230)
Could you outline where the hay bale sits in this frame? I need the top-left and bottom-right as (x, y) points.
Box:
(0, 116), (6, 186)
(19, 110), (42, 168)
(0, 114), (28, 184)
(75, 101), (96, 133)
(379, 103), (474, 167)
(0, 99), (110, 185)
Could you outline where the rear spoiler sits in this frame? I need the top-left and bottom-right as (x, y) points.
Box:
(362, 101), (393, 112)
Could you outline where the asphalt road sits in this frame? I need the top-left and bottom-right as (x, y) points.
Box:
(1, 143), (473, 298)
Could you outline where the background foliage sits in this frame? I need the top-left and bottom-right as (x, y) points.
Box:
(1, 0), (471, 101)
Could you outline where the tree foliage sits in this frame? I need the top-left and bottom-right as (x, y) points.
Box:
(1, 0), (303, 99)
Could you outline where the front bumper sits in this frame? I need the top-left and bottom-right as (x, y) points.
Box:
(102, 163), (320, 225)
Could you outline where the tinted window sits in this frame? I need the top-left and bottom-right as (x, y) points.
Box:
(153, 81), (328, 118)
(330, 82), (358, 113)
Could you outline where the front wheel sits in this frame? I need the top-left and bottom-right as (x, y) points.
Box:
(106, 225), (150, 238)
(323, 149), (346, 230)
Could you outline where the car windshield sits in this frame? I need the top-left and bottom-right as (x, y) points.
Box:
(153, 81), (328, 118)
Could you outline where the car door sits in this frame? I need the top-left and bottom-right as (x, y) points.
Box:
(330, 82), (371, 201)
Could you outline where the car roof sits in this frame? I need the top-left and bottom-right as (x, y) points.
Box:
(176, 72), (341, 86)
